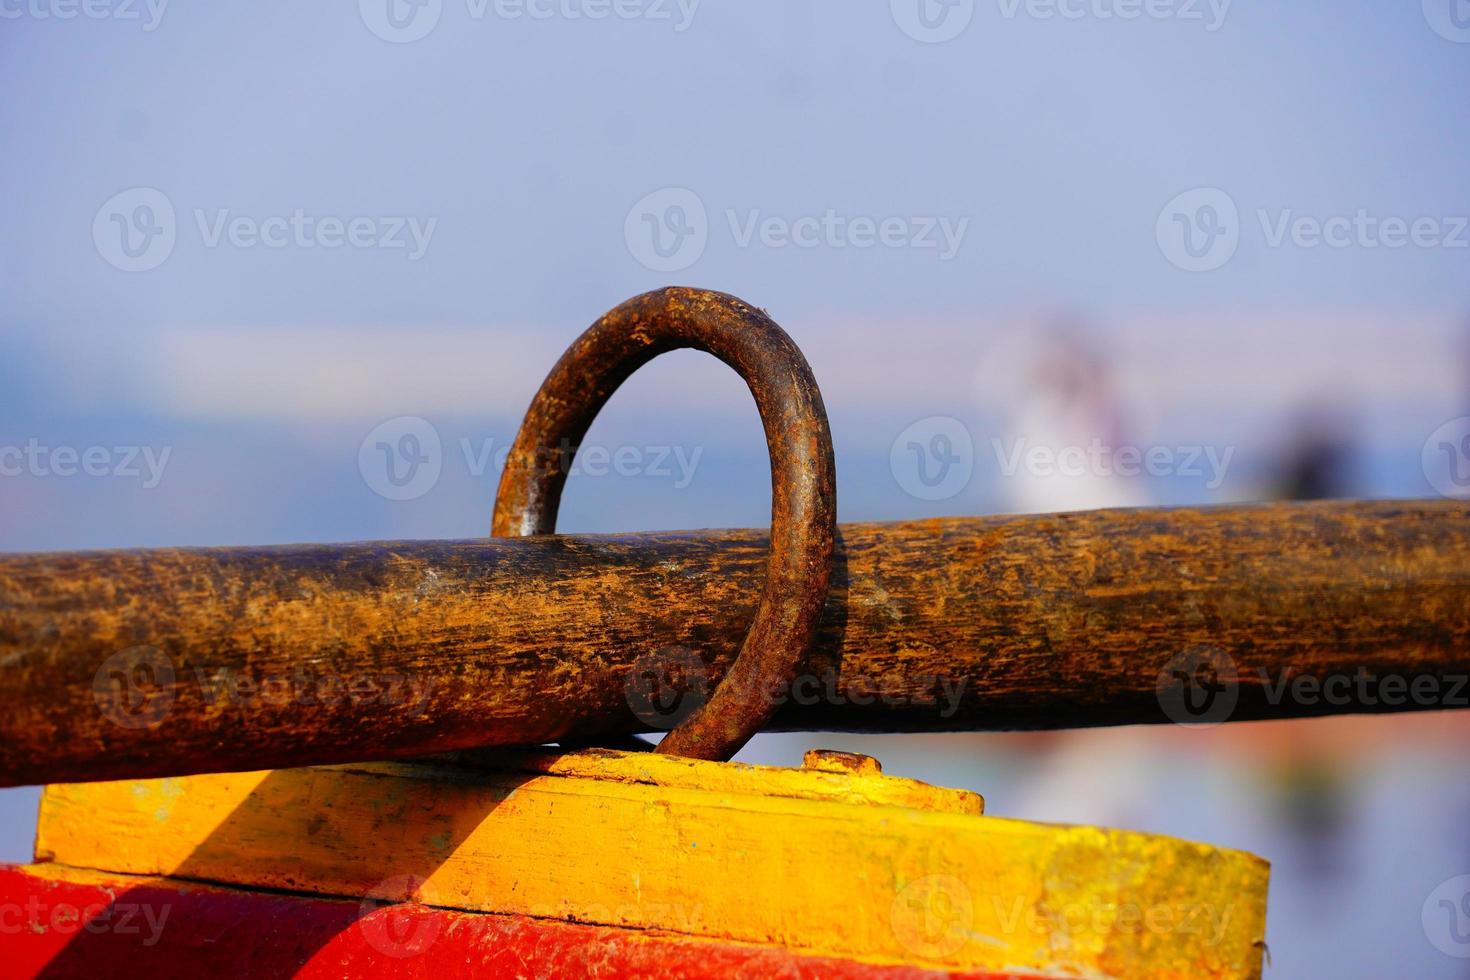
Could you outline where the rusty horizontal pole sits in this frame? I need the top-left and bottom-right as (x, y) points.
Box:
(1, 499), (1467, 787)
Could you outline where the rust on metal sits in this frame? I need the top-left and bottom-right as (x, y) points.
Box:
(492, 286), (837, 761)
(2, 500), (1467, 788)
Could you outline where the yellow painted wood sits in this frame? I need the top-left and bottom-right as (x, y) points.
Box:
(35, 748), (1267, 978)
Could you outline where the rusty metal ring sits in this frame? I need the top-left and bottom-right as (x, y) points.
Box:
(491, 287), (836, 761)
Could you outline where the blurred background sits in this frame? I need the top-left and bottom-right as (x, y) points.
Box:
(3, 1), (1470, 975)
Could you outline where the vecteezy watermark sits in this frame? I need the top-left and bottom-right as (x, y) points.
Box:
(624, 187), (969, 272)
(0, 897), (172, 947)
(93, 187), (437, 272)
(890, 416), (975, 502)
(93, 646), (177, 730)
(358, 0), (443, 42)
(1423, 417), (1470, 500)
(92, 187), (177, 272)
(192, 666), (435, 714)
(890, 874), (1238, 960)
(1156, 646), (1239, 728)
(623, 188), (708, 273)
(0, 439), (172, 488)
(358, 0), (698, 43)
(993, 437), (1235, 490)
(525, 900), (704, 932)
(1257, 209), (1469, 251)
(768, 670), (967, 718)
(1424, 875), (1470, 958)
(0, 0), (167, 30)
(623, 647), (968, 729)
(890, 0), (975, 43)
(1158, 187), (1470, 272)
(92, 645), (435, 729)
(892, 0), (1227, 42)
(1157, 646), (1470, 728)
(358, 874), (704, 958)
(359, 417), (444, 502)
(359, 416), (706, 502)
(728, 208), (968, 259)
(1422, 0), (1470, 43)
(989, 895), (1237, 946)
(625, 646), (710, 728)
(891, 875), (974, 959)
(891, 874), (1239, 960)
(359, 875), (446, 958)
(1155, 187), (1240, 272)
(996, 0), (1229, 29)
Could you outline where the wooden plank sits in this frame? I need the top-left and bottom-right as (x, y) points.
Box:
(0, 865), (1040, 978)
(2, 499), (1467, 786)
(32, 747), (1270, 978)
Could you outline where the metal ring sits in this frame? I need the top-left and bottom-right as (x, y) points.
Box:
(492, 287), (836, 761)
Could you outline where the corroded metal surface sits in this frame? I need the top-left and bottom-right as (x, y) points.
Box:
(493, 286), (837, 760)
(1, 501), (1468, 787)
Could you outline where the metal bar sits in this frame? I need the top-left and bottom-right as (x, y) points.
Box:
(491, 286), (838, 760)
(1, 499), (1466, 787)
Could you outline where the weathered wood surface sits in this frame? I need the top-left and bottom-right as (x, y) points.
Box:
(29, 748), (1268, 977)
(0, 865), (1044, 980)
(1, 499), (1467, 786)
(0, 865), (1047, 980)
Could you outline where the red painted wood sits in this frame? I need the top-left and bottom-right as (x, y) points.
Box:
(0, 865), (1045, 979)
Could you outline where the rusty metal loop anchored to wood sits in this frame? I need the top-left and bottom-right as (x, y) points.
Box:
(491, 287), (837, 761)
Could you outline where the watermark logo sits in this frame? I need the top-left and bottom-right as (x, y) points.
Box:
(359, 423), (705, 502)
(1156, 645), (1238, 727)
(1158, 651), (1469, 728)
(359, 0), (442, 42)
(890, 874), (973, 959)
(359, 875), (445, 957)
(1156, 187), (1238, 272)
(995, 0), (1230, 30)
(1257, 209), (1468, 251)
(481, 0), (699, 29)
(193, 666), (435, 714)
(625, 646), (709, 728)
(0, 897), (171, 946)
(1160, 187), (1468, 272)
(1422, 417), (1470, 500)
(93, 645), (176, 730)
(361, 0), (697, 40)
(624, 187), (708, 272)
(95, 190), (436, 271)
(193, 209), (436, 259)
(93, 646), (436, 728)
(624, 188), (969, 271)
(768, 671), (967, 718)
(989, 895), (1236, 945)
(360, 416), (443, 501)
(890, 416), (974, 501)
(0, 440), (172, 487)
(1423, 0), (1470, 43)
(93, 187), (176, 272)
(1424, 875), (1470, 958)
(0, 0), (168, 30)
(891, 0), (974, 43)
(992, 437), (1234, 489)
(727, 209), (967, 258)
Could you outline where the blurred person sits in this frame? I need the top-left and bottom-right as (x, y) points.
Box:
(1275, 402), (1356, 502)
(991, 317), (1164, 831)
(993, 317), (1149, 516)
